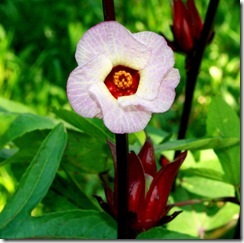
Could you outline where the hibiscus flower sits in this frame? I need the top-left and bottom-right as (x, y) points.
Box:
(67, 21), (180, 133)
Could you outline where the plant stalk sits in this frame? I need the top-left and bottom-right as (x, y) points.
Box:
(102, 0), (115, 21)
(174, 0), (220, 158)
(115, 133), (130, 239)
(102, 0), (130, 239)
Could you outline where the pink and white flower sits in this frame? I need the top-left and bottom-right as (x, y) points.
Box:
(67, 21), (180, 133)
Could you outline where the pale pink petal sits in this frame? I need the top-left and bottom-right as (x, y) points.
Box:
(134, 31), (174, 67)
(67, 22), (180, 133)
(140, 68), (180, 112)
(67, 55), (112, 118)
(161, 68), (181, 88)
(119, 68), (180, 113)
(89, 82), (152, 134)
(133, 31), (175, 100)
(75, 21), (151, 70)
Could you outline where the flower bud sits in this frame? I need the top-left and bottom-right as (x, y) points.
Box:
(171, 0), (203, 53)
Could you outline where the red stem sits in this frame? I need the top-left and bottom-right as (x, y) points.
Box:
(174, 0), (220, 158)
(102, 0), (131, 239)
(102, 0), (115, 21)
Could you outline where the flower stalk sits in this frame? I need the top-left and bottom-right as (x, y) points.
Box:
(102, 0), (115, 21)
(115, 134), (130, 239)
(102, 0), (130, 239)
(175, 0), (220, 158)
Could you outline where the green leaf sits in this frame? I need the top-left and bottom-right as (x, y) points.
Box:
(167, 200), (239, 238)
(181, 176), (235, 198)
(214, 148), (240, 186)
(48, 174), (99, 210)
(153, 137), (239, 153)
(0, 130), (49, 168)
(0, 210), (116, 239)
(0, 112), (56, 148)
(62, 130), (112, 173)
(206, 95), (240, 186)
(181, 168), (225, 183)
(52, 108), (114, 142)
(0, 123), (67, 229)
(0, 148), (17, 162)
(0, 97), (35, 113)
(1, 128), (112, 173)
(145, 125), (171, 144)
(204, 202), (240, 231)
(206, 96), (239, 138)
(137, 227), (198, 239)
(168, 187), (239, 238)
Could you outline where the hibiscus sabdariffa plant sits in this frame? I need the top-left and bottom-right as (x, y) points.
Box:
(67, 19), (182, 239)
(67, 21), (180, 133)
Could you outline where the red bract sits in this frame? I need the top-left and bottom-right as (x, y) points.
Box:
(95, 137), (187, 235)
(171, 0), (203, 53)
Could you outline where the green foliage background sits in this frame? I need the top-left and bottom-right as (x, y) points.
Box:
(0, 0), (240, 240)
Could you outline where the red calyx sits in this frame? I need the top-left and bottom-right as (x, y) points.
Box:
(171, 0), (203, 53)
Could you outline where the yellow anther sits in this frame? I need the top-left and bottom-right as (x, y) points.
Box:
(113, 70), (133, 89)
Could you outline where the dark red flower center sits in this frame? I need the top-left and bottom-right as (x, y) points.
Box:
(104, 65), (140, 99)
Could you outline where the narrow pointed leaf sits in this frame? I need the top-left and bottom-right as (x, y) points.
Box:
(137, 227), (198, 239)
(0, 210), (116, 239)
(206, 95), (240, 186)
(154, 137), (239, 153)
(0, 97), (34, 113)
(52, 108), (114, 141)
(62, 131), (110, 173)
(0, 112), (56, 147)
(181, 167), (225, 183)
(0, 123), (67, 229)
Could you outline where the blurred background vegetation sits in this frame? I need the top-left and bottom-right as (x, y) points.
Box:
(0, 0), (240, 117)
(0, 0), (240, 239)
